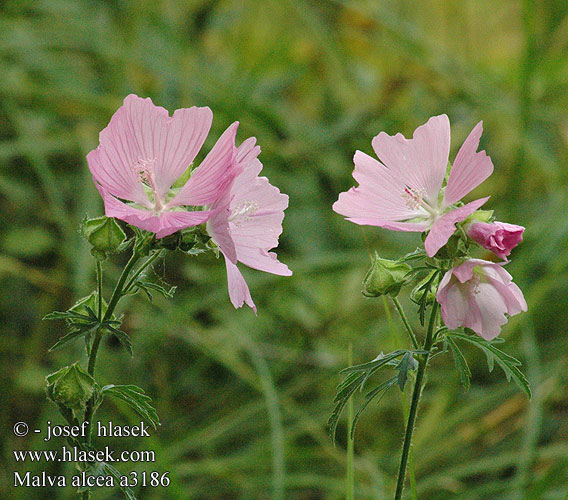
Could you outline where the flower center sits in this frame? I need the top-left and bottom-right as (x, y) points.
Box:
(133, 157), (163, 212)
(402, 186), (438, 218)
(470, 269), (482, 295)
(228, 200), (259, 226)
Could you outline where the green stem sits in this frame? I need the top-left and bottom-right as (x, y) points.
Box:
(77, 246), (161, 500)
(122, 250), (162, 294)
(96, 261), (103, 319)
(393, 302), (439, 500)
(392, 297), (419, 350)
(83, 251), (142, 448)
(346, 343), (355, 500)
(383, 297), (417, 499)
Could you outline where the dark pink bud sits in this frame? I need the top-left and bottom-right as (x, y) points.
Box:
(467, 221), (524, 260)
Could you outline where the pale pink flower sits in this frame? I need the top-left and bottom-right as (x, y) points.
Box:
(87, 94), (239, 238)
(206, 138), (292, 312)
(333, 115), (494, 257)
(436, 259), (527, 340)
(466, 221), (524, 260)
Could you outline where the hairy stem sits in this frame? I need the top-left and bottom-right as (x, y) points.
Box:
(392, 297), (419, 350)
(394, 302), (439, 500)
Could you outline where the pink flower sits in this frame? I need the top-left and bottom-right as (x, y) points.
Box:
(87, 94), (239, 238)
(466, 221), (524, 260)
(436, 259), (527, 340)
(333, 115), (494, 257)
(206, 138), (292, 312)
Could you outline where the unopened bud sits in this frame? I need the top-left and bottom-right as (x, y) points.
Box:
(46, 363), (95, 411)
(81, 216), (126, 260)
(362, 253), (411, 298)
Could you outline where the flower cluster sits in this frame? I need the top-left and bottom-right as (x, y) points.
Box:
(334, 115), (526, 340)
(87, 94), (291, 312)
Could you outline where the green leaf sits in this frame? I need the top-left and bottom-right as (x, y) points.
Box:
(400, 247), (427, 262)
(43, 310), (91, 322)
(448, 332), (531, 398)
(446, 336), (471, 391)
(351, 376), (398, 438)
(131, 281), (176, 302)
(103, 463), (138, 500)
(396, 352), (417, 391)
(101, 385), (160, 429)
(329, 350), (407, 441)
(49, 324), (99, 352)
(340, 349), (407, 375)
(104, 325), (133, 356)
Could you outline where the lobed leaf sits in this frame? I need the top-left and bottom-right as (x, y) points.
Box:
(101, 385), (160, 429)
(448, 332), (531, 398)
(446, 336), (471, 391)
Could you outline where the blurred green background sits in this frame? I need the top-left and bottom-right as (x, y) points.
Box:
(1, 0), (568, 498)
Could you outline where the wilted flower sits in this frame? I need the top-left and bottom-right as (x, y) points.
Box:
(436, 259), (527, 340)
(466, 221), (524, 260)
(333, 115), (494, 257)
(206, 138), (291, 312)
(87, 94), (238, 238)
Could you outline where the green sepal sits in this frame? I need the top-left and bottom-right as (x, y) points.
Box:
(46, 363), (95, 411)
(362, 253), (412, 298)
(178, 226), (214, 256)
(132, 227), (156, 257)
(81, 216), (127, 260)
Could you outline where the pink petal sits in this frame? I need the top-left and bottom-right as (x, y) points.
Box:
(237, 247), (292, 276)
(371, 115), (450, 206)
(443, 121), (494, 207)
(333, 151), (425, 222)
(236, 137), (261, 166)
(223, 254), (256, 313)
(228, 163), (289, 251)
(206, 198), (238, 263)
(437, 259), (527, 340)
(89, 95), (215, 206)
(424, 197), (489, 257)
(153, 105), (213, 199)
(438, 271), (473, 330)
(168, 122), (239, 208)
(99, 186), (212, 238)
(474, 282), (510, 340)
(343, 218), (429, 232)
(87, 148), (150, 209)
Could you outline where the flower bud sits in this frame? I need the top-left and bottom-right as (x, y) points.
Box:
(46, 363), (95, 411)
(362, 253), (411, 297)
(466, 221), (524, 260)
(81, 216), (126, 260)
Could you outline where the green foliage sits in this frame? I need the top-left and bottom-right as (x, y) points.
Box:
(44, 293), (128, 353)
(445, 335), (471, 392)
(101, 385), (160, 429)
(329, 350), (414, 441)
(103, 463), (138, 500)
(2, 0), (567, 498)
(448, 332), (531, 398)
